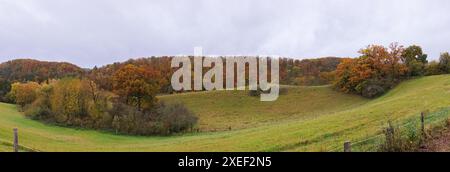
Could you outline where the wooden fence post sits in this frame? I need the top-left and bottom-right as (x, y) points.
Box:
(13, 128), (19, 152)
(344, 141), (351, 152)
(421, 112), (425, 135)
(419, 112), (427, 148)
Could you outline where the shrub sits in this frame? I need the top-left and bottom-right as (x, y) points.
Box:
(23, 83), (52, 119)
(378, 121), (421, 152)
(354, 78), (390, 98)
(361, 84), (385, 98)
(23, 97), (51, 120)
(156, 102), (198, 134)
(108, 102), (146, 134)
(107, 101), (197, 135)
(425, 61), (442, 76)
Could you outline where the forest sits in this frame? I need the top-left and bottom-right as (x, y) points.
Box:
(1, 43), (449, 136)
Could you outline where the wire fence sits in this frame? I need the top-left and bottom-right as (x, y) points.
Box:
(2, 107), (450, 152)
(329, 106), (450, 152)
(0, 138), (40, 152)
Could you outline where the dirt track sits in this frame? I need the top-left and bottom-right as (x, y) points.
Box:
(421, 128), (450, 152)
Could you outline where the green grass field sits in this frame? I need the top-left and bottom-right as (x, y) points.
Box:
(0, 144), (11, 152)
(159, 85), (368, 131)
(0, 75), (449, 152)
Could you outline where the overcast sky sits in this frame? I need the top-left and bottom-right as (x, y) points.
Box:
(0, 0), (449, 68)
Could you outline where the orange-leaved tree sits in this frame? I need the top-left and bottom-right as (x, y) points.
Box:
(112, 64), (160, 111)
(334, 43), (408, 98)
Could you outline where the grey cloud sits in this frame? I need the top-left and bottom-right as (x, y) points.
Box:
(0, 0), (449, 67)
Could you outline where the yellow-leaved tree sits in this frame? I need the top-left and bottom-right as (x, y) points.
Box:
(7, 81), (41, 109)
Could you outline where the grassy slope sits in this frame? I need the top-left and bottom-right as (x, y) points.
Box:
(0, 75), (448, 152)
(0, 144), (11, 152)
(159, 86), (368, 131)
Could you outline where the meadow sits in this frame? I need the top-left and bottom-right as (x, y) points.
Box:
(0, 75), (449, 152)
(159, 85), (368, 131)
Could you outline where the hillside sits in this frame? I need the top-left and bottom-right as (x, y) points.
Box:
(159, 86), (368, 131)
(0, 75), (449, 152)
(88, 56), (342, 93)
(0, 59), (83, 101)
(0, 59), (83, 82)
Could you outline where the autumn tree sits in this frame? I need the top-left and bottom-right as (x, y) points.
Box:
(7, 82), (41, 109)
(402, 45), (428, 76)
(50, 78), (89, 123)
(88, 57), (172, 93)
(334, 43), (408, 98)
(333, 58), (364, 93)
(113, 64), (160, 111)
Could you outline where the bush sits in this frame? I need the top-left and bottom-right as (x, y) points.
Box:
(23, 97), (51, 120)
(108, 101), (197, 135)
(156, 102), (198, 134)
(379, 121), (422, 152)
(425, 61), (442, 76)
(109, 102), (146, 134)
(361, 84), (385, 98)
(354, 79), (390, 98)
(23, 83), (52, 119)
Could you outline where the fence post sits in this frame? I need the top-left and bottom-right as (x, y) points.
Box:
(13, 128), (19, 152)
(421, 112), (425, 136)
(419, 112), (427, 148)
(344, 141), (351, 152)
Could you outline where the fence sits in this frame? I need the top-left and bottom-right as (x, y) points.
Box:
(0, 128), (40, 152)
(3, 107), (450, 152)
(336, 107), (450, 152)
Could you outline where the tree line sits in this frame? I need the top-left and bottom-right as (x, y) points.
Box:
(0, 57), (342, 135)
(7, 77), (197, 135)
(0, 57), (343, 101)
(1, 59), (197, 135)
(0, 59), (83, 102)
